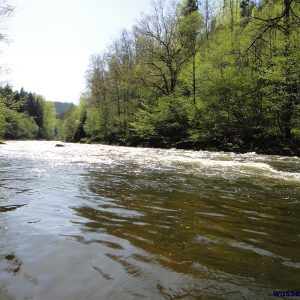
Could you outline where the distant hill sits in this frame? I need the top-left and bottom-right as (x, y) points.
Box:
(53, 102), (73, 118)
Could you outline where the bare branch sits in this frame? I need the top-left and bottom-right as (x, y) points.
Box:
(252, 15), (284, 23)
(290, 8), (300, 22)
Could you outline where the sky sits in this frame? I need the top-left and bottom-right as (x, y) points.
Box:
(0, 0), (152, 103)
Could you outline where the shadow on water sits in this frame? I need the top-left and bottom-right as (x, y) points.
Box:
(72, 166), (300, 298)
(0, 252), (23, 300)
(0, 205), (26, 213)
(1, 253), (22, 274)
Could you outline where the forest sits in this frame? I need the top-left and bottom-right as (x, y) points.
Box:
(0, 85), (56, 140)
(1, 0), (300, 155)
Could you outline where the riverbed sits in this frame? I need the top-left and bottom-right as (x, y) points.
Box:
(0, 141), (299, 299)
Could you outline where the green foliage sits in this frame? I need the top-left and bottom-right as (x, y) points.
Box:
(84, 107), (102, 138)
(58, 0), (300, 155)
(57, 105), (78, 142)
(245, 0), (300, 138)
(180, 0), (198, 15)
(132, 96), (193, 146)
(0, 86), (57, 140)
(57, 95), (87, 142)
(0, 98), (6, 137)
(4, 110), (38, 139)
(41, 100), (57, 139)
(240, 0), (255, 18)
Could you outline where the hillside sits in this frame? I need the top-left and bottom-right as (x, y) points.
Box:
(53, 102), (73, 118)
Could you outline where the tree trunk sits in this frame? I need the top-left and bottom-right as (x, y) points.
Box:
(192, 53), (196, 104)
(282, 0), (293, 138)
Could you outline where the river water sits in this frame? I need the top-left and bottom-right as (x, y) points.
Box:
(0, 141), (299, 299)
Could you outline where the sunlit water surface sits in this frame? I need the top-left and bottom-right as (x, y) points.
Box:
(0, 141), (300, 299)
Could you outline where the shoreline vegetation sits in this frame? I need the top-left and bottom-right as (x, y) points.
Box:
(2, 138), (299, 157)
(83, 136), (300, 157)
(56, 1), (300, 157)
(1, 0), (300, 157)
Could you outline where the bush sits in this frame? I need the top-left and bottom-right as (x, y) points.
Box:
(131, 95), (193, 147)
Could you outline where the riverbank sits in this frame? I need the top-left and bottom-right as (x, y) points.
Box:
(3, 136), (300, 156)
(84, 135), (300, 157)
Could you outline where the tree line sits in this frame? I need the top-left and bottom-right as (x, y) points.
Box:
(0, 85), (57, 139)
(58, 0), (300, 155)
(2, 0), (299, 155)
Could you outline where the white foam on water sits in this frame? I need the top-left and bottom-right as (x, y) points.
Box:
(1, 141), (300, 182)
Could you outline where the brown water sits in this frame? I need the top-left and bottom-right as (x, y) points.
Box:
(0, 141), (300, 299)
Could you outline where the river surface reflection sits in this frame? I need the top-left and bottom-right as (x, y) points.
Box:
(0, 141), (300, 299)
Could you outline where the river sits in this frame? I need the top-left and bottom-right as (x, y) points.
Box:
(0, 141), (299, 299)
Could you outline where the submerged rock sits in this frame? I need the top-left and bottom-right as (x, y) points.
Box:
(55, 144), (65, 147)
(0, 141), (5, 145)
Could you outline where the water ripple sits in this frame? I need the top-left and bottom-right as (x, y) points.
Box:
(0, 141), (299, 300)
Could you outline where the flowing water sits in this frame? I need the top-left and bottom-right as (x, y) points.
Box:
(0, 141), (300, 300)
